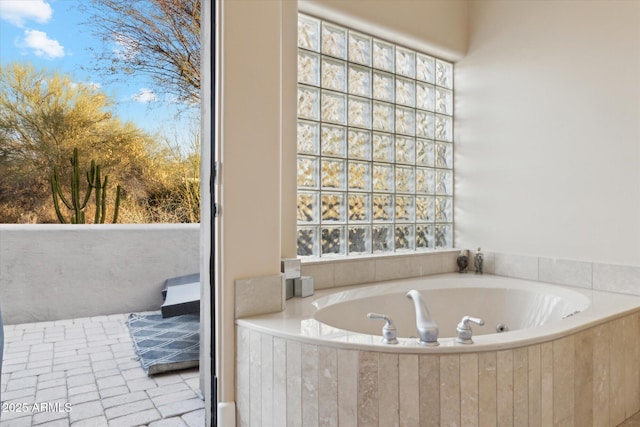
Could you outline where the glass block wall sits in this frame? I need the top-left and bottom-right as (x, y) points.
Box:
(296, 13), (454, 257)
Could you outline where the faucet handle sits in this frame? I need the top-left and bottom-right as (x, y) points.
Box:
(367, 312), (399, 344)
(456, 316), (485, 344)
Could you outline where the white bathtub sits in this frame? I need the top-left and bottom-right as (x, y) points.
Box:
(236, 273), (640, 425)
(313, 276), (591, 340)
(238, 273), (640, 351)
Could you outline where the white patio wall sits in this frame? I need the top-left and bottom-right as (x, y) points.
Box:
(0, 224), (200, 325)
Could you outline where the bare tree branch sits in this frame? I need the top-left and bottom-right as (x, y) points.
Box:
(82, 0), (200, 106)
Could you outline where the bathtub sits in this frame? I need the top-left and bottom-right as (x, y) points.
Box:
(236, 273), (640, 425)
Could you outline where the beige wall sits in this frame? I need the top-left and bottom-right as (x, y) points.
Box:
(456, 0), (640, 265)
(215, 0), (470, 413)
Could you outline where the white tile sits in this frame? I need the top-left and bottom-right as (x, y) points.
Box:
(236, 326), (251, 427)
(375, 256), (413, 282)
(286, 340), (302, 426)
(249, 330), (262, 427)
(539, 257), (592, 288)
(378, 353), (399, 427)
(334, 259), (375, 287)
(410, 253), (443, 277)
(301, 344), (319, 427)
(272, 338), (287, 426)
(399, 354), (420, 427)
(337, 349), (358, 426)
(593, 263), (640, 296)
(261, 334), (274, 427)
(317, 347), (338, 427)
(235, 274), (285, 318)
(493, 253), (538, 280)
(301, 262), (335, 289)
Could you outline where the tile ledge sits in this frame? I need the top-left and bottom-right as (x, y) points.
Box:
(300, 248), (461, 266)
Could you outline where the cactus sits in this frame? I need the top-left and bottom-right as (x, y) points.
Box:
(50, 148), (121, 224)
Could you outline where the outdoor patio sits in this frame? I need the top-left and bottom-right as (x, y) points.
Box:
(0, 312), (204, 427)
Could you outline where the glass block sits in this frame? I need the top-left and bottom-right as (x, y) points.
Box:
(349, 226), (371, 254)
(321, 159), (346, 190)
(297, 85), (319, 120)
(435, 87), (453, 116)
(395, 195), (415, 222)
(395, 137), (415, 165)
(321, 226), (346, 256)
(416, 139), (434, 166)
(395, 77), (415, 107)
(348, 96), (371, 129)
(373, 39), (394, 72)
(435, 142), (453, 169)
(297, 191), (318, 223)
(395, 106), (415, 136)
(395, 225), (415, 251)
(297, 120), (319, 155)
(372, 225), (393, 253)
(435, 196), (453, 222)
(322, 58), (347, 92)
(416, 83), (435, 111)
(416, 224), (434, 249)
(348, 129), (371, 160)
(416, 196), (435, 221)
(297, 155), (318, 189)
(348, 64), (371, 97)
(298, 50), (320, 86)
(435, 169), (453, 195)
(395, 166), (415, 193)
(348, 31), (371, 66)
(322, 22), (347, 59)
(321, 124), (346, 157)
(435, 59), (453, 89)
(435, 115), (453, 142)
(416, 167), (435, 194)
(434, 224), (453, 248)
(372, 102), (394, 132)
(298, 14), (320, 52)
(372, 133), (394, 162)
(348, 193), (370, 222)
(416, 111), (435, 139)
(297, 226), (319, 257)
(321, 90), (346, 124)
(322, 192), (346, 222)
(372, 164), (394, 192)
(395, 47), (415, 78)
(416, 53), (435, 83)
(348, 161), (371, 191)
(372, 194), (393, 221)
(372, 71), (394, 102)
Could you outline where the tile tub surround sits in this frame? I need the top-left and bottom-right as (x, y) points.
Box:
(487, 252), (640, 297)
(236, 313), (640, 426)
(300, 249), (461, 290)
(235, 274), (640, 426)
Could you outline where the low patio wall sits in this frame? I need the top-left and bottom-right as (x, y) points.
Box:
(0, 224), (200, 324)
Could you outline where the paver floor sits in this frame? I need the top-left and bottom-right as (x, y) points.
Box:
(0, 313), (204, 426)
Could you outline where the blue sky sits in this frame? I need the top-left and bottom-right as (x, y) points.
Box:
(0, 0), (198, 146)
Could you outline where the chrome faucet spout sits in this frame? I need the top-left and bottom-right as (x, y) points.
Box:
(406, 290), (439, 346)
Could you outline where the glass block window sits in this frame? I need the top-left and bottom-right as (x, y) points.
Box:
(297, 13), (454, 257)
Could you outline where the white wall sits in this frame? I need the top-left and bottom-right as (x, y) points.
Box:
(456, 0), (640, 265)
(0, 224), (199, 324)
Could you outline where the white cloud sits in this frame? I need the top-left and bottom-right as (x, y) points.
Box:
(21, 29), (64, 59)
(132, 88), (157, 103)
(0, 0), (53, 27)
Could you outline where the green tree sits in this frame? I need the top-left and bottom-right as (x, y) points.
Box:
(0, 62), (175, 223)
(83, 0), (200, 105)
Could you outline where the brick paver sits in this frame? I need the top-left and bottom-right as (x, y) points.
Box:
(0, 313), (203, 426)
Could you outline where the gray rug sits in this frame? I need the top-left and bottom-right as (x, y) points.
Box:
(127, 313), (200, 375)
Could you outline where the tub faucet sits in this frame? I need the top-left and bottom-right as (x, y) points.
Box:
(406, 290), (439, 346)
(456, 316), (485, 344)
